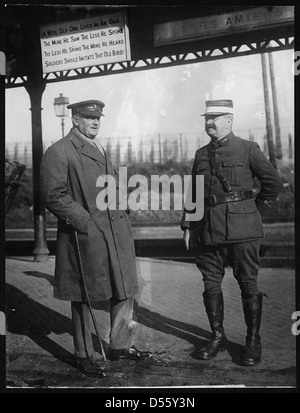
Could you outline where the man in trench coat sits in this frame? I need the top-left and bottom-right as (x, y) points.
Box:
(40, 99), (152, 377)
(182, 99), (283, 366)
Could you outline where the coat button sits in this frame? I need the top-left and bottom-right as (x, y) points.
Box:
(111, 216), (114, 221)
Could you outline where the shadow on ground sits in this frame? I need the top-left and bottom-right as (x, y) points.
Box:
(6, 278), (244, 375)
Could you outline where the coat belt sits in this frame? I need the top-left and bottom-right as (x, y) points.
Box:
(206, 190), (253, 207)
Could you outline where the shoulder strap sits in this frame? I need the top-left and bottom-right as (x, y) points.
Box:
(207, 143), (232, 193)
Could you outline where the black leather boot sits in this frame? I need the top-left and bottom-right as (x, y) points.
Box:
(195, 291), (227, 360)
(241, 292), (263, 366)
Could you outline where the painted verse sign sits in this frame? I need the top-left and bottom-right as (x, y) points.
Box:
(154, 6), (294, 46)
(40, 11), (131, 73)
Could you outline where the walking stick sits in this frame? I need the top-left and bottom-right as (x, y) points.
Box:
(74, 230), (107, 361)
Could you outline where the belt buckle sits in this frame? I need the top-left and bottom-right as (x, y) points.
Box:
(230, 192), (239, 204)
(209, 194), (217, 206)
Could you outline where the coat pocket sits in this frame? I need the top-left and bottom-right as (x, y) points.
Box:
(226, 199), (264, 240)
(221, 159), (244, 186)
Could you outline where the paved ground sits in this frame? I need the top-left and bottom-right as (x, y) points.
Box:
(5, 255), (297, 391)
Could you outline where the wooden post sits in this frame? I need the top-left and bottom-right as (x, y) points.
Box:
(23, 144), (29, 165)
(163, 138), (168, 163)
(269, 52), (282, 159)
(13, 143), (19, 161)
(138, 139), (143, 163)
(106, 140), (112, 160)
(25, 75), (49, 262)
(173, 136), (179, 161)
(149, 139), (154, 163)
(179, 133), (183, 162)
(158, 133), (162, 164)
(127, 138), (133, 164)
(263, 133), (268, 155)
(116, 140), (121, 166)
(261, 53), (277, 169)
(183, 137), (188, 161)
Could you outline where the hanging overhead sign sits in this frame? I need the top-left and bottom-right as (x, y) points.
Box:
(40, 11), (131, 73)
(154, 6), (294, 46)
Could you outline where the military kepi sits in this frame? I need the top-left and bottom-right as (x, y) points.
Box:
(67, 100), (105, 117)
(202, 99), (233, 116)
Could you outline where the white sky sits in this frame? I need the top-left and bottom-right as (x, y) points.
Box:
(5, 49), (294, 147)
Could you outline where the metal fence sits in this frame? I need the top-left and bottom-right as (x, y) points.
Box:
(5, 127), (294, 168)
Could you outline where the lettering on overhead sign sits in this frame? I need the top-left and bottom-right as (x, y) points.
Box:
(40, 11), (130, 73)
(154, 6), (294, 46)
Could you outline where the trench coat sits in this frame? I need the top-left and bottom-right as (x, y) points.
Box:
(181, 132), (283, 245)
(40, 127), (138, 302)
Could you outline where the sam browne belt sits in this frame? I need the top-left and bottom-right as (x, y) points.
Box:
(207, 190), (253, 207)
(206, 141), (253, 206)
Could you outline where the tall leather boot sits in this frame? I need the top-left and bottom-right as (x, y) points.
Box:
(195, 291), (227, 360)
(241, 292), (263, 366)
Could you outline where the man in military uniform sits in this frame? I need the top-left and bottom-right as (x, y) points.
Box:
(182, 99), (283, 366)
(40, 100), (152, 378)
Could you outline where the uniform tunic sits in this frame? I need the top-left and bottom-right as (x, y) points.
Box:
(181, 132), (283, 245)
(40, 127), (138, 302)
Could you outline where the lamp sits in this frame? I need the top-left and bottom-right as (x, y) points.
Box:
(54, 93), (69, 138)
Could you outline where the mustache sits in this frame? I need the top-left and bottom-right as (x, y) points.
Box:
(206, 124), (216, 129)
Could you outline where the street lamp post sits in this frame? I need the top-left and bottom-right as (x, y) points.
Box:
(54, 93), (69, 138)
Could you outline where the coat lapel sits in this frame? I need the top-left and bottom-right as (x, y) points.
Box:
(105, 152), (115, 175)
(67, 128), (107, 166)
(80, 144), (107, 166)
